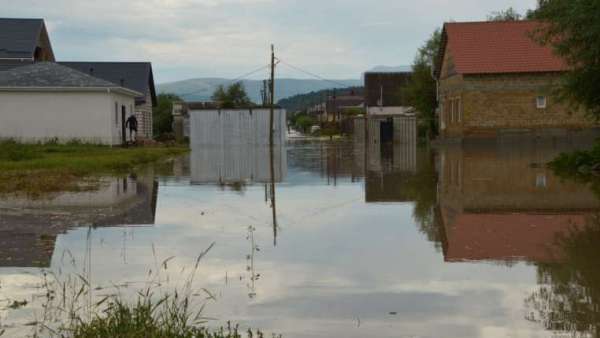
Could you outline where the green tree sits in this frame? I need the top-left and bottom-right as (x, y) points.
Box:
(405, 29), (441, 139)
(533, 0), (600, 117)
(153, 93), (182, 137)
(211, 82), (254, 108)
(487, 7), (523, 21)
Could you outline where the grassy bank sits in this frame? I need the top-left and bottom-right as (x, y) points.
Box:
(0, 140), (188, 196)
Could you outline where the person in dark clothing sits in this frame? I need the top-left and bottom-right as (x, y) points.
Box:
(125, 114), (138, 142)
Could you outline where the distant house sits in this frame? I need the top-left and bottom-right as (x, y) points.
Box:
(60, 62), (157, 140)
(0, 18), (55, 71)
(364, 70), (413, 116)
(324, 93), (364, 122)
(434, 20), (598, 139)
(0, 62), (141, 145)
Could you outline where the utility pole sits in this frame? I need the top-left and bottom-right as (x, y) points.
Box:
(268, 44), (278, 247)
(269, 44), (275, 144)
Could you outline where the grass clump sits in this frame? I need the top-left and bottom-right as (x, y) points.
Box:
(0, 140), (188, 196)
(69, 296), (270, 338)
(25, 240), (281, 338)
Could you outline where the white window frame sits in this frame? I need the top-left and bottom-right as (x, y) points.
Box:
(450, 99), (455, 123)
(536, 96), (547, 109)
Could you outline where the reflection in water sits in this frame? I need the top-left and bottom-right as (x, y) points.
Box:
(436, 138), (600, 263)
(190, 144), (286, 185)
(526, 218), (600, 335)
(4, 134), (600, 337)
(0, 174), (158, 268)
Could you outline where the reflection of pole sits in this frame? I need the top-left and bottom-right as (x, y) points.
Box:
(269, 44), (278, 247)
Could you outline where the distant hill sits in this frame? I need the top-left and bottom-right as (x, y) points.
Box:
(278, 87), (364, 113)
(157, 78), (363, 103)
(366, 65), (412, 73)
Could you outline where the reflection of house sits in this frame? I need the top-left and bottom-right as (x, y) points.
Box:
(0, 18), (55, 71)
(60, 62), (158, 140)
(0, 175), (158, 267)
(435, 21), (598, 139)
(437, 139), (600, 263)
(364, 70), (413, 116)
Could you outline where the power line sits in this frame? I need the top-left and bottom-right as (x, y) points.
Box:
(276, 58), (353, 88)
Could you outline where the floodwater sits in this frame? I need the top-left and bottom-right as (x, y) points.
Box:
(1, 136), (600, 338)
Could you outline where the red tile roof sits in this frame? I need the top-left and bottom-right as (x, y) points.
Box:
(442, 213), (585, 263)
(438, 21), (569, 76)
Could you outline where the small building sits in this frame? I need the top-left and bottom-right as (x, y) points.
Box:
(60, 62), (157, 140)
(0, 18), (55, 71)
(188, 106), (286, 146)
(0, 62), (141, 145)
(434, 20), (598, 139)
(364, 69), (413, 116)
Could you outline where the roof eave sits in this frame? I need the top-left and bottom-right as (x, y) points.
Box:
(0, 86), (143, 97)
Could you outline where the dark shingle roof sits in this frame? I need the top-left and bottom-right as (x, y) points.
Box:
(0, 18), (44, 59)
(60, 62), (157, 106)
(0, 62), (119, 87)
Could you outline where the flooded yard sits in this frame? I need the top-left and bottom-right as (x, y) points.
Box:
(1, 138), (599, 337)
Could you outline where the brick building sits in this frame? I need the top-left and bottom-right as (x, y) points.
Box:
(434, 21), (598, 139)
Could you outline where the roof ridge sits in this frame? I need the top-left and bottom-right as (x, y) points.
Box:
(445, 20), (539, 25)
(59, 61), (152, 64)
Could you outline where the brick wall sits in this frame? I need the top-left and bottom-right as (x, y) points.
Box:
(438, 72), (597, 138)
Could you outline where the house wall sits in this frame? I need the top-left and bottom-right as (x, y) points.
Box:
(0, 90), (134, 145)
(438, 71), (597, 138)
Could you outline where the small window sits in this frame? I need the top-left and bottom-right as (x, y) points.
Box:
(536, 96), (547, 109)
(450, 99), (455, 123)
(536, 173), (547, 188)
(457, 98), (462, 123)
(115, 102), (119, 125)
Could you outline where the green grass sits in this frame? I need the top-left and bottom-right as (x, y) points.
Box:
(68, 297), (271, 338)
(0, 140), (188, 196)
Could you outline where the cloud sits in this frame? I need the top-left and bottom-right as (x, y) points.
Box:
(4, 0), (538, 82)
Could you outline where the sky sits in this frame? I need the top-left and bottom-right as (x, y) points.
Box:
(4, 0), (538, 83)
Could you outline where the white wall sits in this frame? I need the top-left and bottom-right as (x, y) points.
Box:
(189, 108), (287, 146)
(0, 90), (135, 145)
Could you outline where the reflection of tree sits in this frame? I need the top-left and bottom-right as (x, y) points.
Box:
(403, 148), (441, 249)
(525, 216), (600, 336)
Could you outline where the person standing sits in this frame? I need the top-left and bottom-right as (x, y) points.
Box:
(125, 114), (138, 143)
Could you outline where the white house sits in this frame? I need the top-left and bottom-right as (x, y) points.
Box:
(0, 62), (142, 145)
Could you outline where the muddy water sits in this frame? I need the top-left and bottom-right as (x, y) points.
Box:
(0, 138), (599, 338)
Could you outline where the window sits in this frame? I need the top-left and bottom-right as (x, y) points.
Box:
(115, 102), (119, 126)
(536, 96), (547, 109)
(457, 98), (462, 123)
(450, 99), (455, 123)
